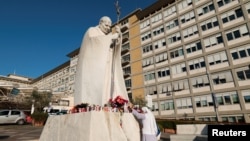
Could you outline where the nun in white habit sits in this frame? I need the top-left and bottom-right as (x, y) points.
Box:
(131, 107), (158, 141)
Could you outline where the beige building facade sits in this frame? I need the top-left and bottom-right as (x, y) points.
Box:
(132, 0), (250, 123)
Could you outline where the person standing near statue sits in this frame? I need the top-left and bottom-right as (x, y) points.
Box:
(128, 105), (159, 141)
(74, 16), (129, 107)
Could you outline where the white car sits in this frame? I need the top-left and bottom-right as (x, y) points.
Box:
(0, 109), (26, 125)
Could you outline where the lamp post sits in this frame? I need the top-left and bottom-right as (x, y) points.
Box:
(206, 71), (220, 122)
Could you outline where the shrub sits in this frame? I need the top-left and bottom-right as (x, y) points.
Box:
(31, 111), (48, 122)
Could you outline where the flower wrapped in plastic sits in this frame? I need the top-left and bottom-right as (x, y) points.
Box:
(109, 95), (128, 109)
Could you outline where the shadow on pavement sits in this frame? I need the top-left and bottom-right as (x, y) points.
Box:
(0, 136), (9, 139)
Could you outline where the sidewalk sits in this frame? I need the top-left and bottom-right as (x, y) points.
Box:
(160, 132), (174, 141)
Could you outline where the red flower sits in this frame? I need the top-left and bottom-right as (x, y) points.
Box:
(109, 95), (128, 108)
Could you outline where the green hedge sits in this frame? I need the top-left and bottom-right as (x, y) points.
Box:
(31, 111), (48, 122)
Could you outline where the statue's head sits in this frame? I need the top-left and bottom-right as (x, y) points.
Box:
(99, 16), (112, 34)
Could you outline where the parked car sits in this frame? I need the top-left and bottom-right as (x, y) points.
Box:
(44, 107), (69, 116)
(47, 109), (68, 116)
(56, 110), (68, 115)
(0, 109), (26, 125)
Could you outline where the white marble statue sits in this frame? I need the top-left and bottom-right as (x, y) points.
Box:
(74, 16), (129, 106)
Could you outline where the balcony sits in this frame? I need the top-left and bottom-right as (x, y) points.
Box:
(122, 36), (129, 43)
(122, 59), (130, 66)
(123, 72), (131, 78)
(121, 23), (129, 33)
(126, 87), (131, 91)
(121, 47), (129, 55)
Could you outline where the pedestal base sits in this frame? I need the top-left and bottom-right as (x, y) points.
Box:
(39, 111), (140, 141)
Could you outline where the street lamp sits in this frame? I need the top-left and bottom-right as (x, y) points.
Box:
(206, 71), (220, 122)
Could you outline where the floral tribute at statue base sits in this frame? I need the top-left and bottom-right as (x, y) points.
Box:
(70, 95), (129, 114)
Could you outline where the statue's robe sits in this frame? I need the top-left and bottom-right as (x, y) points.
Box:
(74, 26), (128, 106)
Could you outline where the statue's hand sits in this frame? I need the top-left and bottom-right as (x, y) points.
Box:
(115, 26), (121, 34)
(111, 33), (119, 40)
(111, 26), (121, 44)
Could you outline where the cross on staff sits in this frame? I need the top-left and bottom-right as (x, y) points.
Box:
(115, 0), (121, 24)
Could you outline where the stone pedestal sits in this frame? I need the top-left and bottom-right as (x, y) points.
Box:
(39, 111), (140, 141)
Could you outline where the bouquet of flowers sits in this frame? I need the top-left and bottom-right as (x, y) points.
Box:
(109, 96), (128, 109)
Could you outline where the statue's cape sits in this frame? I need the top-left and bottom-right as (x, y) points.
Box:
(74, 26), (128, 106)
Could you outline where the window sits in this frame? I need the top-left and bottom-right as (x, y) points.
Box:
(158, 83), (172, 94)
(142, 57), (154, 67)
(217, 0), (236, 8)
(221, 8), (243, 24)
(200, 17), (219, 31)
(151, 13), (162, 23)
(211, 71), (233, 85)
(197, 2), (215, 16)
(11, 111), (20, 115)
(195, 95), (214, 107)
(188, 57), (206, 70)
(170, 47), (184, 58)
(157, 67), (170, 78)
(230, 44), (250, 60)
(122, 54), (130, 62)
(141, 31), (152, 41)
(171, 62), (187, 75)
(226, 24), (249, 41)
(140, 19), (150, 30)
(204, 33), (224, 48)
(123, 66), (131, 74)
(166, 18), (179, 30)
(144, 71), (155, 81)
(221, 115), (244, 123)
(176, 97), (192, 109)
(172, 79), (189, 92)
(155, 52), (168, 63)
(152, 102), (159, 111)
(122, 43), (130, 50)
(199, 116), (217, 122)
(178, 0), (192, 10)
(214, 91), (239, 105)
(185, 40), (202, 54)
(152, 25), (164, 36)
(235, 66), (250, 81)
(142, 44), (153, 54)
(167, 32), (181, 44)
(163, 5), (176, 18)
(145, 85), (157, 95)
(245, 2), (250, 14)
(121, 19), (128, 26)
(183, 25), (198, 38)
(191, 75), (210, 88)
(242, 89), (250, 103)
(0, 110), (9, 116)
(180, 10), (195, 24)
(160, 100), (174, 110)
(153, 38), (166, 50)
(125, 79), (131, 87)
(207, 51), (228, 66)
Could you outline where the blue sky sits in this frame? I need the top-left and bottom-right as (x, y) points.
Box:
(0, 0), (156, 78)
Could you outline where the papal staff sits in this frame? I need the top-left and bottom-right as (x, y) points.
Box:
(110, 0), (121, 100)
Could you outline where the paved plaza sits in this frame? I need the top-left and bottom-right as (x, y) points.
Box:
(0, 124), (170, 141)
(0, 124), (43, 141)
